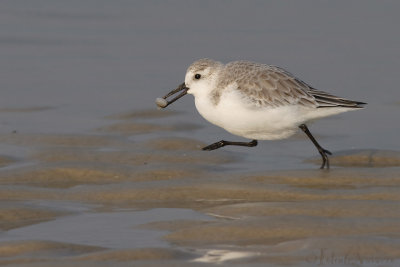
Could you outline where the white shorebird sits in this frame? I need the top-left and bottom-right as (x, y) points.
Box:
(156, 59), (365, 169)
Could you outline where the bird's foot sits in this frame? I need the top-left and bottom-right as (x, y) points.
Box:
(202, 140), (227, 151)
(319, 148), (332, 169)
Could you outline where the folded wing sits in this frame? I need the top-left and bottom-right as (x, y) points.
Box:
(225, 61), (365, 109)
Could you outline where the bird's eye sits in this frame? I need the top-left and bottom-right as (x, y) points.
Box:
(194, 74), (201, 79)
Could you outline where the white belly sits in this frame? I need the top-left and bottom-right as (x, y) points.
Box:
(194, 90), (353, 140)
(194, 95), (302, 140)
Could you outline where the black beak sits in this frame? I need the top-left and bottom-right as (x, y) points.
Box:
(156, 82), (189, 108)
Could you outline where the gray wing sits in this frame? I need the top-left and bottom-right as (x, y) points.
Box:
(220, 61), (364, 109)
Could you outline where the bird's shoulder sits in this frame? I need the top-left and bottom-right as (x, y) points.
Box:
(216, 61), (317, 108)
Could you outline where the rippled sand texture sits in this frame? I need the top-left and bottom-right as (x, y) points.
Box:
(0, 108), (399, 266)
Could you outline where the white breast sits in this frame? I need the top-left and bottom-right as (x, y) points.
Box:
(194, 88), (305, 140)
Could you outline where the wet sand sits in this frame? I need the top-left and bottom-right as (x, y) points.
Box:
(1, 108), (400, 266)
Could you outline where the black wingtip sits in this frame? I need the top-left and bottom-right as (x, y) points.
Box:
(315, 97), (367, 108)
(354, 101), (367, 108)
(309, 88), (367, 109)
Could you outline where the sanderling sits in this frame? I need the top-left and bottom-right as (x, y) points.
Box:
(156, 59), (366, 169)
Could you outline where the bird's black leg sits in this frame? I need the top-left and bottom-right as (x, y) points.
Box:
(299, 124), (332, 169)
(202, 139), (258, 151)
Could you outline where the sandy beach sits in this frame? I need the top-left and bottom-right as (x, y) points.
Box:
(0, 108), (399, 266)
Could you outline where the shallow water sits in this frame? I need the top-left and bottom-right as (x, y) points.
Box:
(0, 208), (212, 249)
(1, 1), (400, 266)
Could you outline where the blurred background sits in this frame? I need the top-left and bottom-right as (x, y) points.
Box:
(0, 0), (399, 169)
